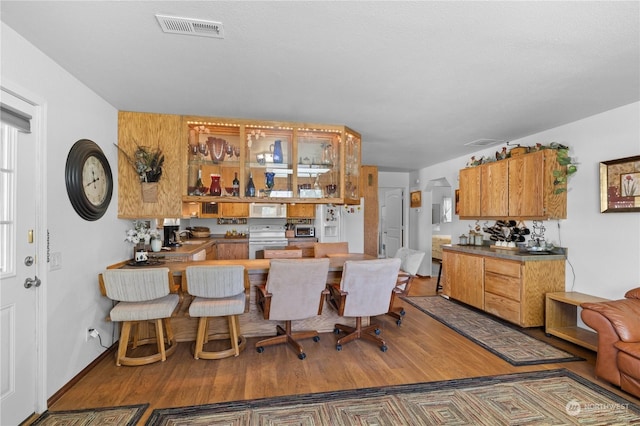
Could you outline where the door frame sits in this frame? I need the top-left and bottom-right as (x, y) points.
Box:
(1, 81), (48, 415)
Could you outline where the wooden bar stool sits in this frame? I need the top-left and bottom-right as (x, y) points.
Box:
(101, 268), (179, 367)
(185, 265), (249, 359)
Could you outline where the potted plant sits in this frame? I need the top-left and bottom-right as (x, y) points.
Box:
(115, 143), (165, 202)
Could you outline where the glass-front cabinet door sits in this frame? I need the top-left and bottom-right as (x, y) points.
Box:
(182, 117), (362, 209)
(343, 128), (361, 204)
(245, 124), (293, 199)
(186, 120), (242, 197)
(296, 127), (342, 201)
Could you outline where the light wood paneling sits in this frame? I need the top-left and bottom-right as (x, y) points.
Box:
(361, 165), (378, 257)
(117, 112), (183, 218)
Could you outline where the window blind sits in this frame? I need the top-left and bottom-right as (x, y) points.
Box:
(0, 103), (31, 133)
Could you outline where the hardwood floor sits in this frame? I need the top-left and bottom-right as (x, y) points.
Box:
(34, 276), (639, 424)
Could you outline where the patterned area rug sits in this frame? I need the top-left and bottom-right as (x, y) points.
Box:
(403, 295), (583, 366)
(30, 403), (147, 425)
(146, 370), (639, 425)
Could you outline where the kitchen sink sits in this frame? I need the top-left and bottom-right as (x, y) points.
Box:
(180, 240), (205, 245)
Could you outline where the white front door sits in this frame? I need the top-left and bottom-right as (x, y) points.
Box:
(382, 188), (403, 258)
(0, 91), (40, 425)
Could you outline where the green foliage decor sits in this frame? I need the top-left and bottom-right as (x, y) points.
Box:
(114, 143), (164, 183)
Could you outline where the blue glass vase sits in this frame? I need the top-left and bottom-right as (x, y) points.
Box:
(272, 140), (283, 163)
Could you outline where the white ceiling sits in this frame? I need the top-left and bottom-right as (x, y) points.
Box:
(2, 1), (638, 172)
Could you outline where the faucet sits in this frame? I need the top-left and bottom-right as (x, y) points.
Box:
(173, 230), (191, 244)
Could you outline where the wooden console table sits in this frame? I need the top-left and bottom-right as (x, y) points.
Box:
(545, 291), (609, 351)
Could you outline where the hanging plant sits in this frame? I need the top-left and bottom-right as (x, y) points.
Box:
(548, 142), (578, 194)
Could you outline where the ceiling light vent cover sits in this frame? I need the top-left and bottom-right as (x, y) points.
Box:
(155, 14), (224, 39)
(464, 138), (505, 147)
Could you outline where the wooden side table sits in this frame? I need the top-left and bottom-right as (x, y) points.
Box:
(545, 291), (609, 351)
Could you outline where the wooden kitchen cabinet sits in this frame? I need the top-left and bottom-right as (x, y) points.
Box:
(181, 115), (361, 206)
(287, 204), (316, 218)
(216, 241), (248, 260)
(219, 202), (249, 218)
(480, 160), (508, 217)
(117, 111), (184, 218)
(458, 149), (566, 219)
(484, 256), (565, 327)
(508, 150), (566, 219)
(458, 167), (481, 217)
(442, 251), (484, 310)
(444, 247), (566, 327)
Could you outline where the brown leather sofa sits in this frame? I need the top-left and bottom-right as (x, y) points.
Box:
(581, 287), (640, 398)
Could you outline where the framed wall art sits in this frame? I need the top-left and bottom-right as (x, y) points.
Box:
(410, 190), (421, 208)
(600, 155), (640, 213)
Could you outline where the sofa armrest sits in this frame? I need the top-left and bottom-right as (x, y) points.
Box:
(581, 307), (622, 386)
(625, 287), (640, 299)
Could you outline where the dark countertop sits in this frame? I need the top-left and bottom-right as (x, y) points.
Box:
(442, 244), (567, 262)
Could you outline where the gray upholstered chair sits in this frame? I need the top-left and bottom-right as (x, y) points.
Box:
(101, 268), (179, 366)
(313, 242), (349, 258)
(185, 265), (249, 360)
(329, 258), (401, 352)
(387, 248), (426, 325)
(255, 258), (330, 360)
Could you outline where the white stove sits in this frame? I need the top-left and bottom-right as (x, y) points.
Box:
(248, 224), (288, 259)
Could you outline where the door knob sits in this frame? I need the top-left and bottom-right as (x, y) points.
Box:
(24, 276), (41, 289)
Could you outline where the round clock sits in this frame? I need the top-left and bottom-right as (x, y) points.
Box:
(65, 139), (113, 221)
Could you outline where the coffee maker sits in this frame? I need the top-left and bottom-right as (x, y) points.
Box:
(163, 225), (179, 247)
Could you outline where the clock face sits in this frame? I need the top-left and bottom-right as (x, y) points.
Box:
(82, 155), (109, 206)
(65, 140), (113, 221)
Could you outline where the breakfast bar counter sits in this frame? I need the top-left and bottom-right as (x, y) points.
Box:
(103, 255), (374, 341)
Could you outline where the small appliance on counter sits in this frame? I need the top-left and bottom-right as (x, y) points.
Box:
(294, 224), (315, 238)
(162, 218), (180, 247)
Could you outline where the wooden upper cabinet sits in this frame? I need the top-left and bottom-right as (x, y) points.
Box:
(219, 202), (249, 218)
(458, 149), (566, 220)
(117, 112), (183, 218)
(508, 150), (544, 217)
(480, 160), (508, 217)
(287, 204), (316, 218)
(458, 167), (481, 217)
(508, 150), (566, 219)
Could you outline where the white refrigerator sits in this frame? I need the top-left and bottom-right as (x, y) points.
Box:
(316, 202), (364, 253)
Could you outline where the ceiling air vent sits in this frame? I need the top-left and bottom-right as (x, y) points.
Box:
(464, 138), (506, 147)
(155, 14), (224, 39)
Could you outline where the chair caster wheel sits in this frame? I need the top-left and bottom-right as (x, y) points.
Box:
(400, 309), (406, 316)
(396, 319), (402, 326)
(333, 328), (340, 334)
(545, 333), (551, 337)
(336, 344), (342, 351)
(380, 345), (388, 352)
(374, 328), (381, 335)
(256, 346), (264, 353)
(313, 336), (320, 342)
(298, 352), (306, 360)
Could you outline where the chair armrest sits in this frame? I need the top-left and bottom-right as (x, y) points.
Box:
(318, 288), (330, 315)
(255, 284), (272, 319)
(243, 270), (251, 313)
(326, 283), (347, 315)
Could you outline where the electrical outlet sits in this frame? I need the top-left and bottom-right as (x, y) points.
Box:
(86, 327), (98, 342)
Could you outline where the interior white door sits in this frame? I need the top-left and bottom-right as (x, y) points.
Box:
(0, 93), (39, 425)
(382, 188), (403, 258)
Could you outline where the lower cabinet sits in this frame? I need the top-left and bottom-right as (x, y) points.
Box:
(443, 249), (565, 327)
(442, 251), (484, 310)
(216, 242), (248, 260)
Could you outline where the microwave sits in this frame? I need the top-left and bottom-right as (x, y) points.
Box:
(294, 225), (315, 237)
(249, 203), (287, 218)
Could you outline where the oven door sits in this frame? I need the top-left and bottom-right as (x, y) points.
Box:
(248, 241), (288, 259)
